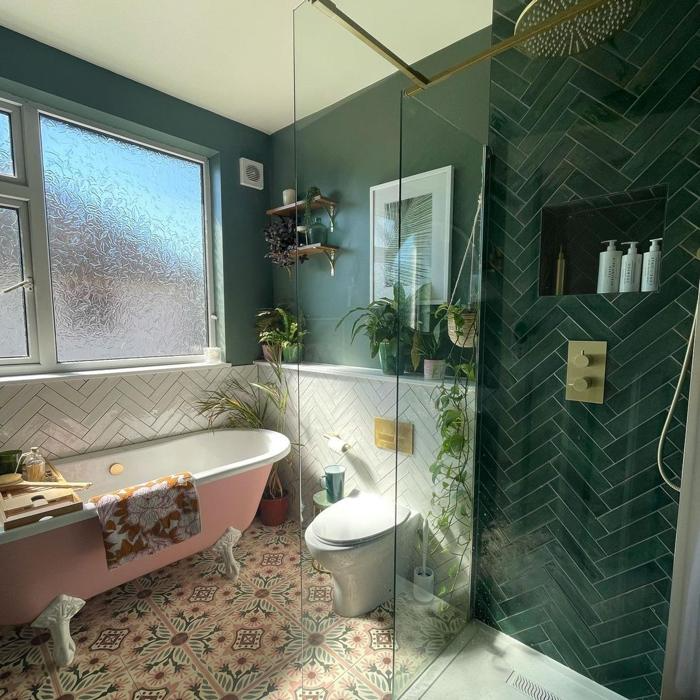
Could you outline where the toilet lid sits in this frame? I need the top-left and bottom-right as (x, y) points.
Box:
(313, 493), (410, 546)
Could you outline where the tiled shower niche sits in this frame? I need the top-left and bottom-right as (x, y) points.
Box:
(539, 186), (668, 296)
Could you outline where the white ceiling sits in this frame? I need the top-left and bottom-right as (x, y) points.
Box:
(0, 0), (493, 134)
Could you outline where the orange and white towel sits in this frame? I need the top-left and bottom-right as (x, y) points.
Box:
(90, 472), (201, 569)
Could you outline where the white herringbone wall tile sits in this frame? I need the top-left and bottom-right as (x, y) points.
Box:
(0, 365), (257, 459)
(0, 363), (474, 608)
(263, 367), (476, 609)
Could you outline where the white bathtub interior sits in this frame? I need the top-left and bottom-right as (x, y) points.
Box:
(0, 429), (290, 544)
(55, 428), (290, 499)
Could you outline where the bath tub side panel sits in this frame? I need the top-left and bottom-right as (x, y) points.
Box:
(0, 463), (271, 625)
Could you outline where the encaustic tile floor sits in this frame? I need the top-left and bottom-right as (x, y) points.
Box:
(0, 521), (463, 700)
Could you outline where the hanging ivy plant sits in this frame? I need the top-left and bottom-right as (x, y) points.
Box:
(427, 358), (476, 602)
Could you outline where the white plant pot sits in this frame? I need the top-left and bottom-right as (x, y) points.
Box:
(283, 188), (296, 205)
(423, 359), (446, 380)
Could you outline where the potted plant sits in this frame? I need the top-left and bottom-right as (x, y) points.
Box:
(255, 308), (284, 362)
(437, 301), (477, 348)
(337, 284), (416, 375)
(197, 356), (292, 526)
(264, 217), (307, 273)
(412, 320), (446, 380)
(259, 307), (307, 364)
(302, 186), (322, 236)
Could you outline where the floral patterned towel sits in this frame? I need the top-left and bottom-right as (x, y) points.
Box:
(90, 472), (201, 569)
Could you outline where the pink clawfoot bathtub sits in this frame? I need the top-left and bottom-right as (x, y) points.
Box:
(0, 428), (290, 662)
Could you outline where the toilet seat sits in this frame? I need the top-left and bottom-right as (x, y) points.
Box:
(311, 493), (410, 546)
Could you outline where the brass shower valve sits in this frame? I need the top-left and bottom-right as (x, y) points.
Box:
(565, 341), (607, 404)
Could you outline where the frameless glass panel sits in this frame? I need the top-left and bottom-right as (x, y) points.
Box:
(39, 115), (208, 362)
(0, 206), (28, 358)
(0, 112), (15, 177)
(291, 1), (404, 697)
(394, 89), (487, 698)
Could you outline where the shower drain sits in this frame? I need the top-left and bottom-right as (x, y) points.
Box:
(506, 671), (562, 700)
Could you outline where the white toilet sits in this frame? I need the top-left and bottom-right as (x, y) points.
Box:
(304, 492), (411, 617)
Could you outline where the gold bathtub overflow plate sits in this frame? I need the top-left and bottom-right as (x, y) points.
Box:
(565, 340), (607, 404)
(109, 463), (125, 476)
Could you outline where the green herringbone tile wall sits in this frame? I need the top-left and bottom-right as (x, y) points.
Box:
(475, 1), (700, 698)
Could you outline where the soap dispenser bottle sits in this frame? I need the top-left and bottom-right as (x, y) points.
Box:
(619, 241), (642, 293)
(20, 447), (46, 482)
(596, 240), (622, 294)
(641, 238), (662, 292)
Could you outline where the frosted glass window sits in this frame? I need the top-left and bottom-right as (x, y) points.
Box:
(0, 207), (28, 358)
(39, 115), (208, 362)
(0, 112), (14, 177)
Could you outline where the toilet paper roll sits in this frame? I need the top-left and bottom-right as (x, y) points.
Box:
(327, 436), (350, 454)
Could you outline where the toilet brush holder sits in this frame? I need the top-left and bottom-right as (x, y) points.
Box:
(413, 566), (434, 603)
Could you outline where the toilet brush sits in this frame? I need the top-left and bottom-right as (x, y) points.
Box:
(413, 517), (434, 602)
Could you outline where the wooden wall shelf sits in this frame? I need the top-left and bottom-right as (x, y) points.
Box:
(266, 195), (337, 218)
(265, 195), (340, 276)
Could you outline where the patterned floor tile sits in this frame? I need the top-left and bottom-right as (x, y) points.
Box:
(0, 520), (461, 699)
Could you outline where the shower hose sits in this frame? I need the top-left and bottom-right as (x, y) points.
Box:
(657, 282), (700, 493)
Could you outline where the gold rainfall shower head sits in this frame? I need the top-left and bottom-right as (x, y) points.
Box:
(515, 0), (640, 58)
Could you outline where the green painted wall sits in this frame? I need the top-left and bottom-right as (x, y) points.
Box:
(269, 29), (492, 367)
(476, 2), (699, 698)
(0, 26), (272, 364)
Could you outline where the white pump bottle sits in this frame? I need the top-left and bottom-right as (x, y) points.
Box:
(641, 238), (662, 292)
(597, 239), (622, 294)
(619, 241), (642, 293)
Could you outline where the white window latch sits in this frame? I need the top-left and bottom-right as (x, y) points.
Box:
(2, 277), (33, 294)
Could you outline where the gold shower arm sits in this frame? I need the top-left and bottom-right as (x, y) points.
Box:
(307, 0), (611, 97)
(406, 0), (610, 96)
(307, 0), (430, 88)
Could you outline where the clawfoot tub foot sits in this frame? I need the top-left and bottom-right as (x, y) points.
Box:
(214, 526), (242, 581)
(32, 594), (85, 667)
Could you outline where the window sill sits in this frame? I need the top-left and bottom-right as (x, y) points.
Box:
(0, 361), (232, 386)
(254, 360), (450, 388)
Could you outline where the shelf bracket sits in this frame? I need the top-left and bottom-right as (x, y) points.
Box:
(324, 204), (337, 233)
(323, 249), (337, 277)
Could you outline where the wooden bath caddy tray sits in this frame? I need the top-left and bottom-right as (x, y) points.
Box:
(0, 462), (83, 530)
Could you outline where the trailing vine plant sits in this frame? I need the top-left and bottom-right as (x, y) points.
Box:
(423, 194), (483, 605)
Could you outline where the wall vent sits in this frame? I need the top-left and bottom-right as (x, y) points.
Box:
(506, 671), (561, 700)
(239, 158), (264, 190)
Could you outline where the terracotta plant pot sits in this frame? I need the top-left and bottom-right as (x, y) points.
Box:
(259, 493), (289, 526)
(261, 343), (280, 362)
(423, 359), (446, 380)
(448, 310), (477, 348)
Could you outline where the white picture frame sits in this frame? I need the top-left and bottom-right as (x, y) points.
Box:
(369, 165), (453, 304)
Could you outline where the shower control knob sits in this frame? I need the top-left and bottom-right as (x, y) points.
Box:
(570, 377), (591, 393)
(573, 351), (590, 368)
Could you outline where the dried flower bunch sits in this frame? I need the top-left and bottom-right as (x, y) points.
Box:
(264, 217), (306, 269)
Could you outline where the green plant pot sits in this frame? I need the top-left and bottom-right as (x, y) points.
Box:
(282, 344), (302, 363)
(378, 341), (405, 376)
(0, 450), (21, 476)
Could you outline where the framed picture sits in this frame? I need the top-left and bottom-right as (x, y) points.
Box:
(369, 165), (453, 304)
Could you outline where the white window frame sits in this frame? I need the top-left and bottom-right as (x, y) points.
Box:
(0, 92), (216, 377)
